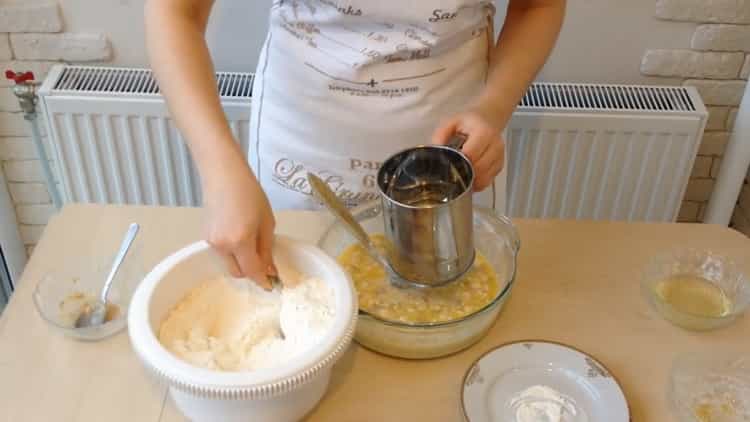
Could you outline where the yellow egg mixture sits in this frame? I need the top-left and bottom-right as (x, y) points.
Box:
(337, 234), (500, 324)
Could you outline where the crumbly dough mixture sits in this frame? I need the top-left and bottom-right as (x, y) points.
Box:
(158, 274), (335, 371)
(337, 234), (500, 324)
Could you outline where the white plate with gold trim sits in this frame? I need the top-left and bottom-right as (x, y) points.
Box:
(461, 341), (629, 422)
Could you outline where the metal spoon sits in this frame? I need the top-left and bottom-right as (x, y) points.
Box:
(75, 223), (139, 328)
(268, 274), (286, 340)
(307, 173), (412, 288)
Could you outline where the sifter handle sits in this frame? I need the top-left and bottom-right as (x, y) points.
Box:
(446, 132), (468, 150)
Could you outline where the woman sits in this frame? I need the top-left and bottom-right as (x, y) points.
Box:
(145, 0), (565, 287)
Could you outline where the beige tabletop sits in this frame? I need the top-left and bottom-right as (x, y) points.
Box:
(0, 204), (748, 422)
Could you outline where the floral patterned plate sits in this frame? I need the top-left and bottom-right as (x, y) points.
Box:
(461, 341), (629, 422)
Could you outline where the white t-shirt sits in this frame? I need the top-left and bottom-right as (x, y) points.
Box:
(250, 0), (508, 211)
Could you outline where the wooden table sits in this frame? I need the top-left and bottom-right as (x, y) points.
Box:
(0, 204), (748, 422)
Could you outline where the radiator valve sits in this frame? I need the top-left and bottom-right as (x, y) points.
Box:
(5, 70), (38, 117)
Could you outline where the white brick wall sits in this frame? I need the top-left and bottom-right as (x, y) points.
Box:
(641, 50), (744, 79)
(690, 155), (712, 178)
(0, 112), (31, 137)
(10, 33), (111, 62)
(18, 224), (44, 245)
(732, 182), (750, 236)
(15, 204), (55, 225)
(0, 61), (57, 88)
(0, 2), (62, 33)
(738, 184), (750, 214)
(0, 111), (47, 137)
(0, 137), (39, 160)
(656, 0), (750, 24)
(697, 202), (707, 221)
(0, 87), (19, 112)
(727, 108), (738, 128)
(3, 159), (54, 183)
(685, 178), (715, 202)
(8, 182), (51, 205)
(683, 80), (747, 106)
(706, 106), (729, 130)
(0, 1), (116, 252)
(710, 157), (722, 178)
(648, 1), (750, 230)
(678, 200), (701, 222)
(698, 132), (731, 156)
(691, 25), (750, 52)
(0, 34), (11, 60)
(732, 207), (750, 236)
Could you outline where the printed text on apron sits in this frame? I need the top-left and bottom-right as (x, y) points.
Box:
(250, 0), (508, 211)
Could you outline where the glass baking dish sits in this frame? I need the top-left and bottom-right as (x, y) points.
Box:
(317, 200), (520, 359)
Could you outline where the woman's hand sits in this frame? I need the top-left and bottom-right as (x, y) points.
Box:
(431, 0), (564, 192)
(146, 0), (278, 288)
(203, 153), (276, 289)
(432, 109), (505, 192)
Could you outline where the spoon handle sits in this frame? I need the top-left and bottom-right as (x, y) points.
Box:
(307, 173), (385, 264)
(308, 173), (372, 247)
(100, 223), (139, 304)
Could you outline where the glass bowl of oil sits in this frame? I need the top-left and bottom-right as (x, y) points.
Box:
(642, 249), (750, 331)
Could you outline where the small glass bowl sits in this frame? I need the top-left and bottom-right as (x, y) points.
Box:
(670, 352), (750, 422)
(33, 242), (144, 341)
(318, 200), (520, 359)
(642, 249), (750, 331)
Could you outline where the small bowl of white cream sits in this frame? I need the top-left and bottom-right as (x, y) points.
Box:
(128, 236), (357, 422)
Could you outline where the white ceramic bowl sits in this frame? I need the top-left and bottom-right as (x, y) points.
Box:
(128, 236), (357, 422)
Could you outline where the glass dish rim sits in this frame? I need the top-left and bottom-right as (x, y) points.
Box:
(317, 199), (521, 329)
(668, 350), (750, 420)
(641, 247), (750, 320)
(32, 272), (128, 335)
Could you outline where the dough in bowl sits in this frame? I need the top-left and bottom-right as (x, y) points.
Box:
(158, 274), (335, 372)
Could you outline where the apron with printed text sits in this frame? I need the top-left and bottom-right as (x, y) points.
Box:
(250, 0), (508, 211)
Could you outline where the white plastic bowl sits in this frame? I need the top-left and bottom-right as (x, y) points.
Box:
(128, 236), (357, 422)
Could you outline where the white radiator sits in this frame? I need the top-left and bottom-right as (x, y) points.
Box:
(509, 84), (707, 221)
(39, 65), (708, 221)
(39, 66), (253, 206)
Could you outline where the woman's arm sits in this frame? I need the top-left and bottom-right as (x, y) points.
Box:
(145, 0), (276, 287)
(145, 0), (237, 174)
(476, 0), (566, 128)
(433, 0), (566, 190)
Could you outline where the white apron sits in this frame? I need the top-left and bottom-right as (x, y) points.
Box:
(250, 0), (508, 211)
